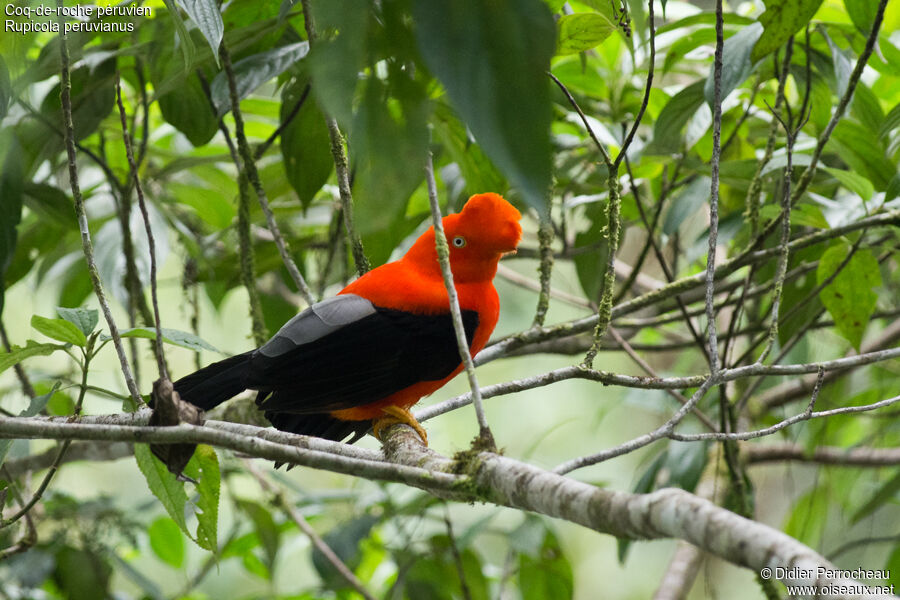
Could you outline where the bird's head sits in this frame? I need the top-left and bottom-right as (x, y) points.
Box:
(406, 193), (522, 283)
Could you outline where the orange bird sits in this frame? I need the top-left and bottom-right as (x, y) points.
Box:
(173, 193), (522, 444)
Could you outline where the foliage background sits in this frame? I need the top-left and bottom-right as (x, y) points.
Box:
(1, 0), (899, 598)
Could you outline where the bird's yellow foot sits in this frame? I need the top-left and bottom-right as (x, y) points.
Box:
(372, 405), (428, 445)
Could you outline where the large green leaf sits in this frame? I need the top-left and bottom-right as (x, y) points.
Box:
(431, 102), (507, 199)
(573, 200), (610, 303)
(0, 340), (65, 376)
(0, 133), (23, 318)
(823, 167), (874, 204)
(351, 76), (429, 266)
(135, 444), (190, 538)
(22, 183), (74, 226)
(307, 0), (370, 126)
(663, 176), (710, 235)
(52, 546), (112, 600)
(0, 55), (10, 120)
(238, 500), (281, 572)
(280, 76), (333, 208)
(210, 41), (310, 116)
(704, 23), (762, 106)
(519, 528), (574, 600)
(414, 0), (554, 212)
(845, 0), (879, 33)
(816, 243), (882, 351)
(851, 469), (900, 524)
(183, 444), (220, 551)
(176, 0), (224, 64)
(556, 13), (616, 55)
(751, 0), (824, 63)
(647, 81), (705, 155)
(56, 306), (99, 337)
(31, 315), (87, 346)
(114, 327), (220, 353)
(148, 518), (186, 568)
(40, 59), (116, 144)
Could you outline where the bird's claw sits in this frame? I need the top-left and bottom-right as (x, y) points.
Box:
(372, 406), (428, 445)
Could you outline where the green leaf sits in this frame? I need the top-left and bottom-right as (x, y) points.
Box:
(210, 42), (310, 116)
(830, 120), (896, 191)
(176, 0), (224, 66)
(56, 306), (99, 337)
(823, 29), (852, 101)
(0, 132), (24, 318)
(40, 59), (116, 144)
(183, 445), (220, 551)
(312, 514), (379, 586)
(519, 528), (574, 600)
(751, 0), (824, 63)
(414, 0), (555, 212)
(238, 500), (281, 572)
(114, 327), (219, 353)
(168, 182), (235, 228)
(0, 340), (65, 375)
(431, 102), (507, 198)
(307, 0), (369, 126)
(823, 167), (874, 204)
(556, 13), (616, 55)
(846, 0), (879, 33)
(0, 55), (10, 120)
(664, 441), (709, 493)
(886, 543), (900, 589)
(22, 183), (74, 226)
(162, 0), (196, 69)
(647, 81), (705, 155)
(851, 469), (900, 523)
(134, 444), (190, 537)
(31, 315), (87, 346)
(663, 176), (710, 235)
(784, 489), (828, 548)
(280, 77), (333, 209)
(816, 243), (882, 351)
(573, 200), (610, 303)
(148, 518), (186, 568)
(52, 546), (112, 600)
(704, 23), (763, 106)
(351, 76), (430, 266)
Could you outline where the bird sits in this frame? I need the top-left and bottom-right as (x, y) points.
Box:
(172, 193), (522, 445)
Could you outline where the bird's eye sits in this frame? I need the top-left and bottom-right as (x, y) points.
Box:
(452, 236), (466, 248)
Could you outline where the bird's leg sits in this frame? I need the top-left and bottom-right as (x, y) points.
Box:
(372, 405), (428, 445)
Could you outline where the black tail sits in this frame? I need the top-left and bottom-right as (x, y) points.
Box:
(173, 351), (253, 411)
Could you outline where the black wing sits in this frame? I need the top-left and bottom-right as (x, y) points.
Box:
(248, 294), (478, 415)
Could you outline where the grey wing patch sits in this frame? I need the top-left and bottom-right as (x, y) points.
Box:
(257, 294), (377, 357)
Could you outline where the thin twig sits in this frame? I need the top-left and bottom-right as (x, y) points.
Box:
(424, 153), (493, 446)
(196, 72), (268, 345)
(704, 0), (725, 375)
(57, 7), (142, 407)
(532, 215), (555, 327)
(300, 0), (369, 276)
(115, 72), (169, 380)
(608, 326), (717, 431)
(613, 0), (655, 170)
(220, 43), (315, 307)
(245, 461), (377, 600)
(553, 376), (718, 474)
